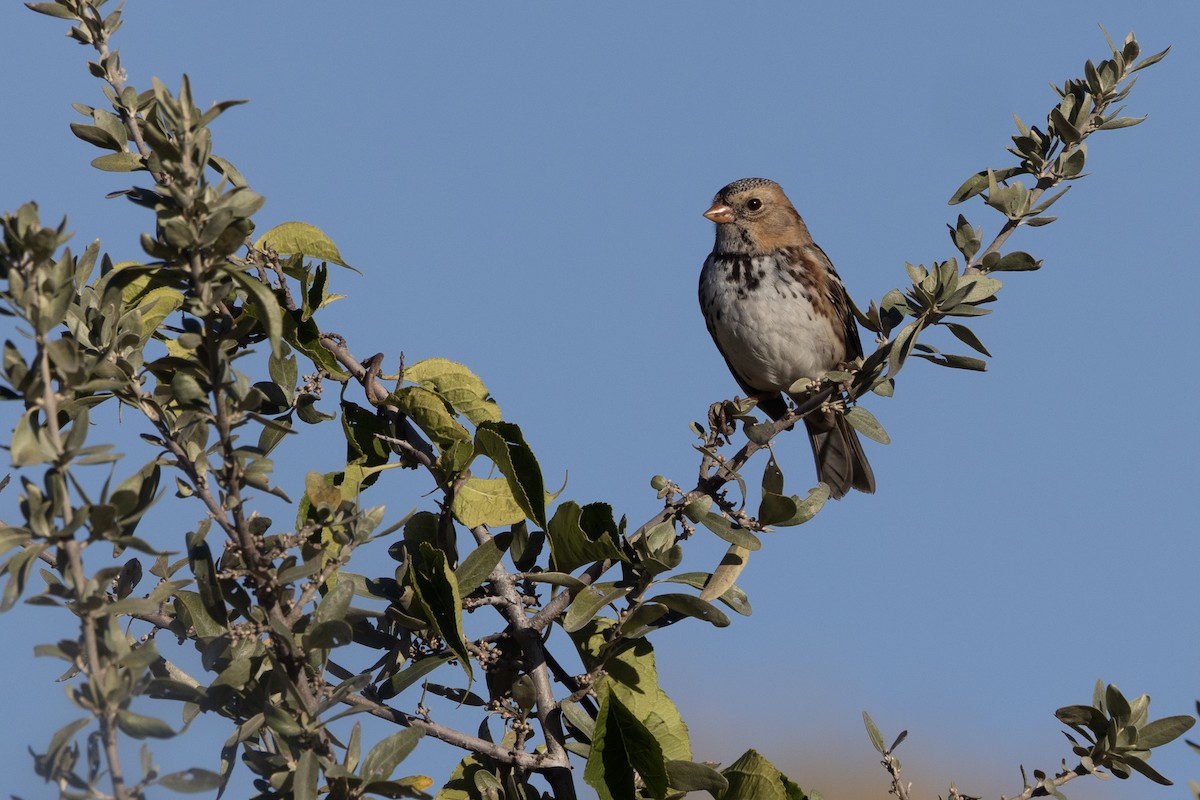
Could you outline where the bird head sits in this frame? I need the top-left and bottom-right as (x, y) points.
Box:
(704, 177), (812, 252)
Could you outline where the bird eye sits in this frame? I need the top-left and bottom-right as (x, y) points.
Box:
(746, 198), (763, 211)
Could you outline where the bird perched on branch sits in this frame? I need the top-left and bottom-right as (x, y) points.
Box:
(698, 177), (875, 499)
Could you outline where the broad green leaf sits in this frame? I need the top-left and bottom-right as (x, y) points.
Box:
(845, 406), (890, 444)
(27, 2), (80, 20)
(305, 620), (353, 649)
(991, 252), (1041, 272)
(172, 590), (227, 639)
(156, 768), (223, 793)
(547, 501), (624, 573)
(719, 749), (804, 800)
(91, 152), (144, 172)
(294, 749), (318, 800)
(563, 583), (629, 633)
(944, 323), (991, 356)
(1106, 684), (1132, 724)
(455, 536), (507, 595)
(1137, 715), (1195, 748)
(863, 711), (886, 754)
(116, 709), (175, 739)
(451, 477), (525, 529)
(648, 592), (730, 627)
(697, 512), (760, 550)
(757, 485), (828, 528)
(378, 653), (454, 700)
(436, 753), (496, 800)
(668, 760), (730, 794)
(185, 533), (229, 629)
(256, 221), (356, 270)
(474, 421), (546, 528)
(405, 358), (501, 424)
(1131, 45), (1171, 73)
(762, 454), (785, 496)
(361, 728), (425, 786)
(71, 122), (123, 151)
(585, 689), (668, 800)
(10, 409), (48, 466)
(387, 386), (471, 456)
(131, 287), (184, 340)
(1121, 753), (1172, 786)
(410, 543), (471, 681)
(678, 555), (752, 613)
(314, 572), (354, 625)
(947, 166), (1026, 205)
(226, 267), (283, 356)
(912, 352), (988, 371)
(571, 622), (692, 763)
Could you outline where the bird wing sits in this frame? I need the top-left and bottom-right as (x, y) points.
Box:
(811, 243), (865, 361)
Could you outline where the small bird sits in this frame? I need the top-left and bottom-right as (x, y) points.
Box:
(698, 177), (875, 498)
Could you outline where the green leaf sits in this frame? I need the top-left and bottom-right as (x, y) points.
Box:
(26, 2), (80, 20)
(361, 728), (425, 786)
(255, 221), (356, 270)
(294, 749), (318, 800)
(1121, 753), (1173, 786)
(450, 477), (526, 529)
(156, 768), (223, 793)
(1050, 107), (1081, 144)
(948, 166), (1026, 205)
(91, 152), (144, 172)
(991, 252), (1041, 272)
(863, 711), (886, 754)
(547, 501), (624, 573)
(757, 485), (828, 528)
(185, 533), (229, 629)
(944, 323), (992, 357)
(455, 535), (506, 595)
(1131, 45), (1171, 73)
(305, 620), (353, 649)
(1060, 146), (1087, 177)
(1106, 684), (1132, 724)
(564, 583), (629, 633)
(648, 593), (730, 627)
(844, 406), (890, 445)
(697, 512), (760, 550)
(226, 267), (283, 356)
(71, 122), (123, 151)
(913, 352), (988, 371)
(585, 689), (668, 800)
(172, 590), (227, 639)
(668, 760), (729, 794)
(377, 653), (453, 700)
(405, 358), (501, 424)
(571, 625), (692, 764)
(436, 751), (497, 800)
(1137, 715), (1195, 748)
(1098, 115), (1147, 130)
(474, 421), (547, 528)
(131, 287), (184, 340)
(116, 709), (175, 739)
(410, 543), (471, 681)
(387, 386), (471, 458)
(719, 749), (801, 800)
(208, 154), (248, 188)
(762, 454), (785, 496)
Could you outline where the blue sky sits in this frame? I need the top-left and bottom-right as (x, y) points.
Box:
(2, 2), (1198, 798)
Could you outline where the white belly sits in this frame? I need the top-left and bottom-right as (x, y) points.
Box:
(700, 253), (842, 391)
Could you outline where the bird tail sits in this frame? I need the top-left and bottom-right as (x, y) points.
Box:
(804, 410), (875, 500)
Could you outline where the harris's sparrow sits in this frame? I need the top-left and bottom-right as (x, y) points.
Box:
(698, 177), (875, 499)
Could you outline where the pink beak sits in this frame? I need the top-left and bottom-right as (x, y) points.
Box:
(703, 202), (734, 224)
